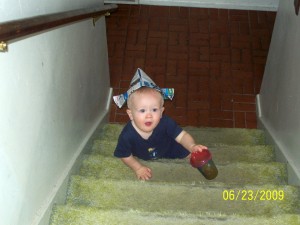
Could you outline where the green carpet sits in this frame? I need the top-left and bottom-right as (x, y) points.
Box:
(49, 124), (300, 225)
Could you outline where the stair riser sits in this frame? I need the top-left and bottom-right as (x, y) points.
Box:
(92, 140), (275, 163)
(80, 156), (287, 185)
(51, 206), (300, 225)
(67, 177), (300, 216)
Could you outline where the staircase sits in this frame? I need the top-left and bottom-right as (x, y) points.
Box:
(49, 124), (300, 225)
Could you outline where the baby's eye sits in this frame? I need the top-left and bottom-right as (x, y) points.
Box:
(139, 109), (146, 113)
(152, 108), (158, 112)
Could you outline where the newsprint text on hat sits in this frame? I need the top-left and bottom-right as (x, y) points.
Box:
(113, 68), (174, 108)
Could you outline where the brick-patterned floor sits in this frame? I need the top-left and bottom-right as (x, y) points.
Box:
(106, 4), (276, 128)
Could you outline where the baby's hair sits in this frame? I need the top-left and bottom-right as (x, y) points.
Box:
(127, 87), (164, 109)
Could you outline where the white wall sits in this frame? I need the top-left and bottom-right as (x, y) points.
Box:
(105, 0), (279, 11)
(0, 0), (111, 224)
(258, 0), (300, 185)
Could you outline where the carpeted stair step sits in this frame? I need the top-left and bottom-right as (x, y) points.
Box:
(50, 204), (300, 225)
(100, 124), (265, 146)
(91, 140), (275, 163)
(79, 155), (287, 185)
(49, 123), (300, 225)
(66, 176), (300, 217)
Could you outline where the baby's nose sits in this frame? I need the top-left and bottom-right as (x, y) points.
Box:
(146, 111), (153, 117)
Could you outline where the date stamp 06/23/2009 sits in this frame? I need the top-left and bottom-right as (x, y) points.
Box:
(222, 189), (285, 201)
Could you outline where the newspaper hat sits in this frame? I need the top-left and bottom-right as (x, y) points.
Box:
(113, 68), (174, 108)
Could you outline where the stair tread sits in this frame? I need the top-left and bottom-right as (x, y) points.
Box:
(50, 205), (300, 225)
(100, 124), (265, 145)
(80, 155), (287, 185)
(67, 176), (300, 216)
(92, 140), (275, 163)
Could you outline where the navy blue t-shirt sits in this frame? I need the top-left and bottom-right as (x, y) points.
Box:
(114, 115), (190, 160)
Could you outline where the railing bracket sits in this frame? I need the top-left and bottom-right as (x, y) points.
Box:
(0, 41), (8, 52)
(93, 12), (111, 26)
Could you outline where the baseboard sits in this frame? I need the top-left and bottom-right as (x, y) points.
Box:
(104, 0), (279, 11)
(35, 87), (113, 225)
(256, 94), (300, 186)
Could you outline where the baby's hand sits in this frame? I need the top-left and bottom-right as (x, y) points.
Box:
(191, 144), (208, 153)
(135, 166), (152, 181)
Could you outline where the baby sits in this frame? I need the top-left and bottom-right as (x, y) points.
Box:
(113, 75), (208, 180)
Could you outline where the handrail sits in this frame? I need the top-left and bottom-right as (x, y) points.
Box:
(0, 4), (118, 52)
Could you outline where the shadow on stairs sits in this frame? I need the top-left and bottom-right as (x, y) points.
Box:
(49, 124), (300, 225)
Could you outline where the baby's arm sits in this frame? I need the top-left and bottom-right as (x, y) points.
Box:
(175, 130), (208, 153)
(121, 155), (152, 180)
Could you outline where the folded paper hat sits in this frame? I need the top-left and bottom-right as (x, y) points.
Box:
(113, 68), (174, 108)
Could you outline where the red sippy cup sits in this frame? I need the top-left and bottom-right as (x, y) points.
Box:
(190, 149), (218, 180)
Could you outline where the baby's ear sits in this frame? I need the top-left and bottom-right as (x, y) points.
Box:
(161, 107), (165, 117)
(126, 109), (133, 120)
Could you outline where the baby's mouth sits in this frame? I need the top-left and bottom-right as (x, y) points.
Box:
(145, 122), (152, 126)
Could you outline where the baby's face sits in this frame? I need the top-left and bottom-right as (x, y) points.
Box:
(127, 90), (164, 134)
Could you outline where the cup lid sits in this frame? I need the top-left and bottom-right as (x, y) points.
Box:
(190, 149), (212, 168)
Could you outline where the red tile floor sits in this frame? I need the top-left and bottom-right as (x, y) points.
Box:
(106, 4), (276, 128)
